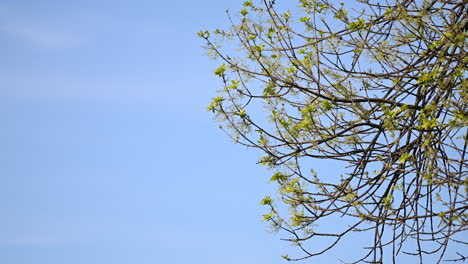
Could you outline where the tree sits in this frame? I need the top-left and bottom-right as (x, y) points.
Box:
(200, 0), (467, 263)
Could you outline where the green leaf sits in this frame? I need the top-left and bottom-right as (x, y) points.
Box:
(235, 109), (248, 118)
(345, 192), (357, 201)
(349, 18), (366, 31)
(382, 195), (393, 207)
(227, 80), (240, 90)
(438, 211), (445, 219)
(197, 30), (210, 38)
(290, 212), (305, 226)
(321, 100), (333, 111)
(260, 196), (273, 205)
(243, 0), (253, 7)
(259, 155), (274, 167)
(269, 172), (287, 182)
(419, 117), (439, 130)
(262, 212), (274, 222)
(213, 64), (227, 77)
(257, 134), (269, 145)
(299, 16), (310, 23)
(334, 8), (348, 20)
(206, 96), (224, 112)
(398, 152), (410, 164)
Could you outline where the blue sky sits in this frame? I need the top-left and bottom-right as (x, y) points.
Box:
(0, 1), (288, 263)
(2, 1), (464, 263)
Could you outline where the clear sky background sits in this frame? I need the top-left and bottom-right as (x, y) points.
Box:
(0, 1), (290, 263)
(1, 1), (463, 264)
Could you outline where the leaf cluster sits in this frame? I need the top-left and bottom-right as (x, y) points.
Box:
(201, 0), (468, 263)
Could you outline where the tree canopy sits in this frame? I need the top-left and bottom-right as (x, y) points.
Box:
(200, 0), (467, 263)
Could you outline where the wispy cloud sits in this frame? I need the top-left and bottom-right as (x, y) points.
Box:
(0, 3), (201, 108)
(0, 6), (87, 49)
(0, 233), (63, 248)
(0, 4), (164, 50)
(0, 22), (84, 49)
